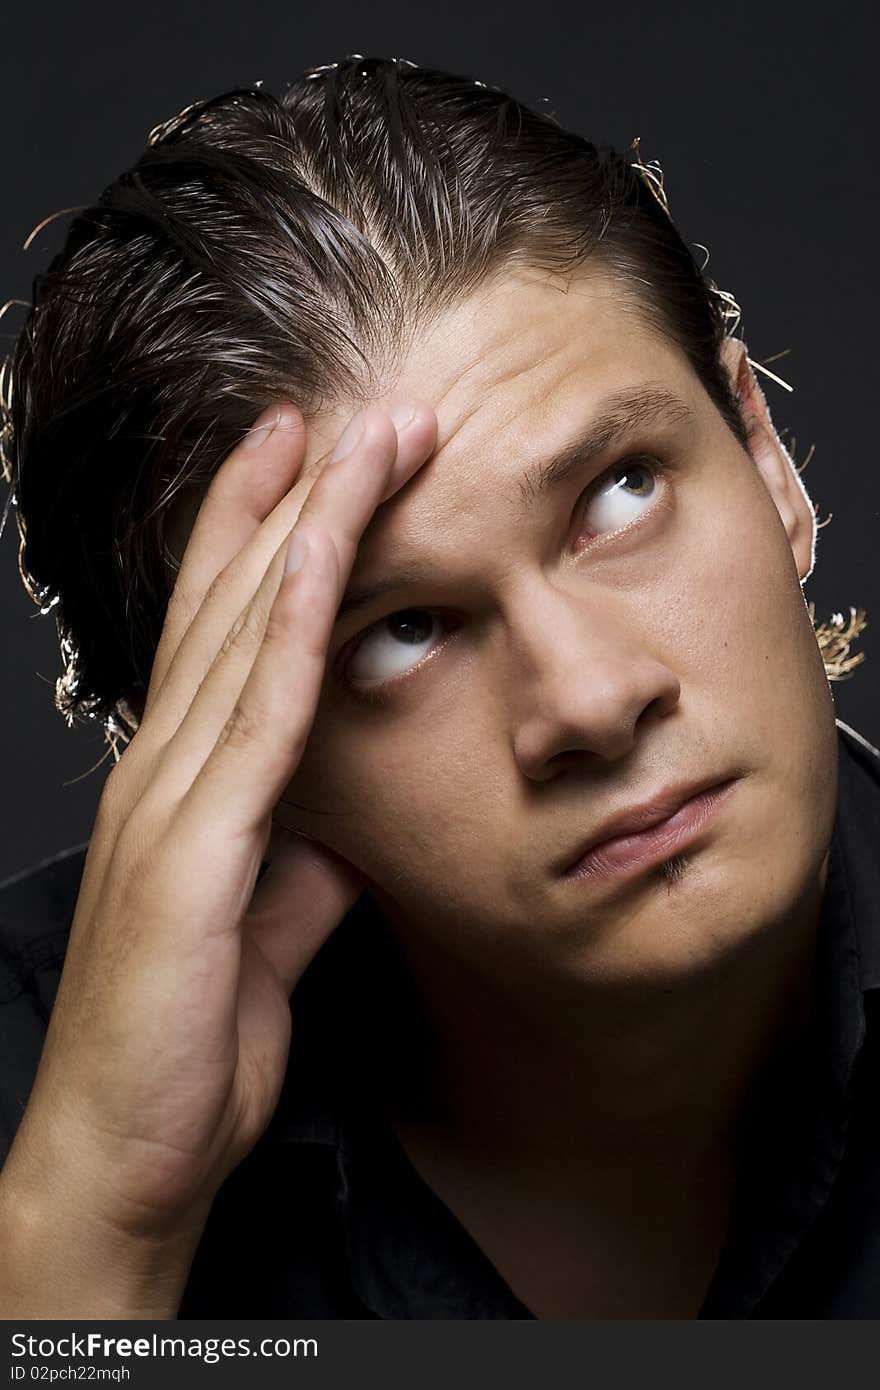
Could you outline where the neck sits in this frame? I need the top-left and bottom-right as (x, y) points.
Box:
(373, 854), (828, 1174)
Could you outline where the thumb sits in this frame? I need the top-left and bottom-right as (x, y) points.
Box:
(244, 832), (367, 992)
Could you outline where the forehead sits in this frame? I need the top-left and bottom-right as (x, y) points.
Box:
(399, 264), (687, 410)
(400, 268), (649, 434)
(324, 267), (703, 563)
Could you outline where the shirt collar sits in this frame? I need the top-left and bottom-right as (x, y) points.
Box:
(698, 718), (874, 1315)
(831, 719), (880, 991)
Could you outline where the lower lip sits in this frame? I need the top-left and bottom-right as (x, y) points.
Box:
(561, 780), (738, 886)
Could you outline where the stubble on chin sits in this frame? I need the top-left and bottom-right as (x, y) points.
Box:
(659, 852), (690, 888)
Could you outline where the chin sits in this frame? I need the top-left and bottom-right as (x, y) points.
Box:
(556, 830), (802, 988)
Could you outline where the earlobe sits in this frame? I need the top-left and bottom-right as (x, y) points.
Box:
(719, 337), (818, 584)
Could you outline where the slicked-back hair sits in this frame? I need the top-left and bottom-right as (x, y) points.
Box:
(1, 55), (862, 745)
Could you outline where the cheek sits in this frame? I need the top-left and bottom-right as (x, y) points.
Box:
(660, 471), (812, 696)
(282, 699), (494, 890)
(664, 470), (836, 876)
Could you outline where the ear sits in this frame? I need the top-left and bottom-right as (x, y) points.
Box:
(719, 337), (818, 584)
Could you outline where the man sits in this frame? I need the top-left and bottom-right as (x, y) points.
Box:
(0, 56), (877, 1319)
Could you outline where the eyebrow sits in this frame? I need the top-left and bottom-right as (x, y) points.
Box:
(516, 385), (693, 508)
(335, 384), (694, 623)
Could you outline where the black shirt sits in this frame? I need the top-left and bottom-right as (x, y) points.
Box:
(2, 717), (880, 1319)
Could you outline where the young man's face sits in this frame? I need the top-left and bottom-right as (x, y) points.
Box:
(279, 267), (838, 986)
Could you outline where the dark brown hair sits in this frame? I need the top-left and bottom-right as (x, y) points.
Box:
(0, 55), (864, 745)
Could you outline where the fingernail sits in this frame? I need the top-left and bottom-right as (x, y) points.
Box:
(387, 399), (417, 433)
(244, 406), (281, 450)
(285, 528), (310, 576)
(330, 411), (365, 464)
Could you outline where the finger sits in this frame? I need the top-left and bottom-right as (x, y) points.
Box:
(245, 833), (367, 992)
(288, 399), (428, 584)
(164, 417), (406, 838)
(141, 400), (435, 746)
(146, 403), (309, 708)
(143, 401), (437, 805)
(144, 526), (338, 934)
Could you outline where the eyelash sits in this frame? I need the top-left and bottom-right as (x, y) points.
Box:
(336, 619), (461, 707)
(336, 454), (670, 702)
(575, 453), (671, 549)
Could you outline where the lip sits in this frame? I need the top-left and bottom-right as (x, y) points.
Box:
(557, 776), (740, 883)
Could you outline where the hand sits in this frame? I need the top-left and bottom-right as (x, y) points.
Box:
(0, 397), (437, 1314)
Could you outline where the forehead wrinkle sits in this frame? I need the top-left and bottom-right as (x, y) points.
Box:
(372, 348), (626, 573)
(426, 338), (577, 477)
(405, 290), (575, 440)
(358, 274), (679, 587)
(353, 374), (691, 605)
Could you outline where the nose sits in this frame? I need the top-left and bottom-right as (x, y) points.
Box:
(509, 582), (681, 780)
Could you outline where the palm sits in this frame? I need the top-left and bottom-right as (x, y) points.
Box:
(232, 933), (296, 1156)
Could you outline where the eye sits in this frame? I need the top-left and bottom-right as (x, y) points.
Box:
(580, 459), (662, 540)
(342, 609), (452, 687)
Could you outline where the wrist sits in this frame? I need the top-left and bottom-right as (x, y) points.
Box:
(0, 1142), (211, 1319)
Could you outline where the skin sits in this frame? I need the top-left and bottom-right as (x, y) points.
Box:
(0, 396), (439, 1317)
(271, 266), (838, 1315)
(0, 264), (838, 1320)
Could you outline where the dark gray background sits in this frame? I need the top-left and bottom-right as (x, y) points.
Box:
(0, 0), (876, 881)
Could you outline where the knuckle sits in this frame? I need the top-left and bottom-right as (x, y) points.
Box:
(202, 564), (234, 613)
(92, 790), (121, 849)
(217, 699), (265, 753)
(98, 731), (158, 817)
(218, 693), (308, 767)
(105, 806), (163, 900)
(95, 760), (134, 830)
(219, 602), (264, 661)
(164, 574), (199, 626)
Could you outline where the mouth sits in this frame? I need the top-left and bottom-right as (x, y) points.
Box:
(556, 776), (741, 885)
